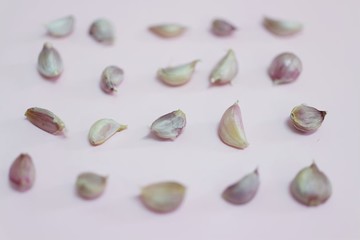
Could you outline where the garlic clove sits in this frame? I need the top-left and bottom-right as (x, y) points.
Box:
(37, 42), (63, 79)
(88, 119), (127, 146)
(210, 49), (238, 85)
(89, 19), (115, 45)
(290, 163), (332, 206)
(100, 66), (124, 94)
(222, 169), (259, 205)
(157, 60), (199, 86)
(46, 15), (74, 38)
(150, 110), (186, 140)
(211, 19), (237, 37)
(218, 102), (249, 149)
(263, 16), (303, 36)
(290, 104), (326, 133)
(76, 172), (107, 200)
(268, 52), (302, 84)
(9, 154), (35, 192)
(140, 181), (186, 213)
(25, 107), (66, 135)
(149, 24), (186, 38)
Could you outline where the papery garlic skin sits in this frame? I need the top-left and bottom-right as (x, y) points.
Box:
(76, 172), (107, 200)
(140, 181), (186, 213)
(88, 119), (127, 146)
(150, 110), (186, 140)
(211, 19), (237, 37)
(268, 52), (302, 84)
(46, 15), (74, 38)
(100, 66), (124, 94)
(37, 42), (63, 78)
(290, 163), (332, 206)
(25, 107), (66, 135)
(9, 154), (35, 192)
(210, 49), (238, 85)
(263, 17), (303, 36)
(290, 105), (326, 133)
(149, 24), (186, 38)
(89, 19), (114, 45)
(222, 169), (259, 205)
(218, 102), (249, 149)
(157, 60), (199, 86)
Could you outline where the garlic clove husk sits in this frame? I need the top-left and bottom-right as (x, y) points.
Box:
(89, 19), (115, 45)
(88, 119), (127, 146)
(76, 172), (107, 200)
(150, 110), (186, 140)
(9, 154), (35, 192)
(100, 66), (124, 94)
(140, 181), (186, 213)
(157, 60), (199, 86)
(290, 163), (332, 206)
(222, 169), (259, 205)
(268, 52), (302, 84)
(211, 19), (237, 37)
(210, 49), (238, 85)
(46, 15), (74, 38)
(218, 102), (249, 149)
(149, 24), (186, 38)
(25, 107), (66, 135)
(37, 42), (63, 79)
(290, 104), (326, 133)
(263, 16), (303, 36)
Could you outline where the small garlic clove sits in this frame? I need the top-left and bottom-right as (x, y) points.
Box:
(76, 172), (107, 200)
(100, 66), (124, 94)
(218, 102), (249, 149)
(263, 16), (303, 36)
(290, 104), (327, 133)
(210, 49), (238, 85)
(211, 19), (237, 37)
(89, 19), (115, 45)
(149, 24), (186, 38)
(157, 60), (199, 86)
(150, 110), (186, 140)
(46, 15), (75, 38)
(88, 119), (127, 146)
(222, 169), (259, 205)
(25, 107), (66, 135)
(37, 42), (63, 79)
(9, 154), (35, 192)
(268, 52), (302, 84)
(290, 163), (332, 206)
(140, 181), (186, 213)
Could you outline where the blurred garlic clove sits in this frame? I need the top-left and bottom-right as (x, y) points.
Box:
(268, 52), (302, 84)
(89, 19), (115, 45)
(222, 169), (259, 205)
(150, 110), (186, 140)
(157, 60), (199, 86)
(149, 24), (186, 38)
(37, 42), (63, 78)
(140, 181), (186, 213)
(9, 154), (35, 192)
(210, 49), (238, 85)
(211, 19), (237, 37)
(290, 163), (332, 206)
(100, 66), (124, 94)
(88, 119), (127, 146)
(25, 107), (66, 135)
(46, 15), (74, 37)
(76, 172), (107, 200)
(263, 16), (303, 36)
(290, 104), (326, 133)
(218, 102), (249, 149)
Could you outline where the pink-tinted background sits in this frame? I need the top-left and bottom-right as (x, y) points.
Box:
(0, 0), (359, 239)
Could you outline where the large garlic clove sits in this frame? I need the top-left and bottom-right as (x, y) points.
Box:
(263, 16), (303, 36)
(157, 60), (199, 86)
(100, 66), (124, 94)
(140, 181), (186, 213)
(209, 49), (238, 85)
(37, 42), (63, 79)
(211, 19), (237, 37)
(268, 52), (302, 84)
(218, 102), (249, 149)
(150, 110), (186, 140)
(149, 24), (186, 38)
(290, 104), (326, 133)
(46, 15), (74, 38)
(76, 172), (107, 200)
(290, 163), (332, 206)
(9, 154), (36, 192)
(89, 19), (115, 45)
(25, 107), (66, 135)
(88, 119), (127, 146)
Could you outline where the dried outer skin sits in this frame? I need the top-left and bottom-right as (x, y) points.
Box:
(157, 60), (199, 86)
(9, 153), (35, 192)
(89, 19), (114, 44)
(268, 52), (302, 84)
(100, 66), (124, 94)
(25, 107), (65, 135)
(210, 49), (238, 85)
(149, 24), (186, 38)
(88, 119), (127, 146)
(150, 110), (186, 140)
(263, 17), (303, 36)
(46, 15), (75, 37)
(76, 172), (107, 200)
(290, 105), (326, 133)
(212, 19), (237, 37)
(37, 42), (63, 78)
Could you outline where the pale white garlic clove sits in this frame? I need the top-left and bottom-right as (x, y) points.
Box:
(149, 24), (186, 38)
(88, 119), (127, 146)
(222, 169), (259, 205)
(25, 107), (66, 135)
(290, 104), (327, 133)
(140, 181), (186, 213)
(37, 42), (63, 79)
(46, 15), (75, 38)
(89, 19), (115, 45)
(157, 60), (199, 86)
(100, 66), (124, 94)
(9, 154), (36, 192)
(76, 172), (107, 200)
(209, 49), (238, 85)
(150, 110), (186, 140)
(211, 19), (237, 37)
(263, 16), (303, 36)
(218, 102), (249, 149)
(268, 52), (302, 84)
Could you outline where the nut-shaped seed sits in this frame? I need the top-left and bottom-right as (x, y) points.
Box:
(268, 52), (302, 84)
(100, 66), (124, 94)
(9, 154), (35, 192)
(25, 107), (66, 135)
(76, 172), (107, 200)
(150, 110), (186, 140)
(88, 119), (127, 146)
(37, 42), (63, 79)
(89, 19), (114, 45)
(290, 104), (326, 133)
(46, 15), (75, 38)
